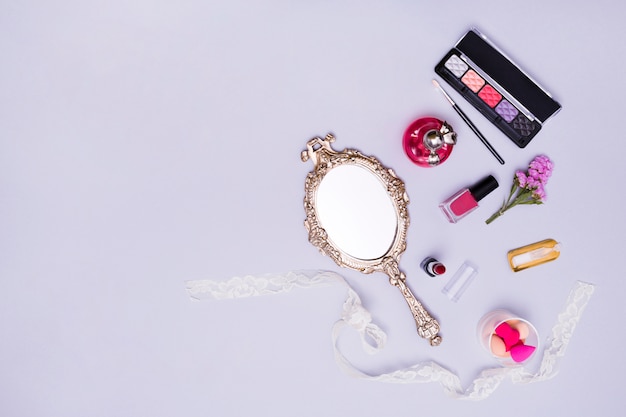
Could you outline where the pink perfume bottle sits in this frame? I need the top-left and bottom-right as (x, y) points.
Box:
(402, 117), (456, 167)
(440, 175), (498, 223)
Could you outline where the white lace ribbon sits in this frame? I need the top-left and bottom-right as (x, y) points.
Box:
(186, 270), (594, 400)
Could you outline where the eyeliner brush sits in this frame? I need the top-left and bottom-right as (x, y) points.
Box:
(432, 79), (505, 165)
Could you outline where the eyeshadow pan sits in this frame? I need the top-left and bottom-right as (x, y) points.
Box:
(461, 70), (485, 93)
(444, 55), (468, 78)
(495, 100), (518, 123)
(478, 85), (502, 108)
(512, 114), (536, 137)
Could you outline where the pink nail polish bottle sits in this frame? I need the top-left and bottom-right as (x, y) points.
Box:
(440, 175), (498, 223)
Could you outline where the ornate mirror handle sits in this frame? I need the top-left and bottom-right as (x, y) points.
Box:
(384, 258), (442, 346)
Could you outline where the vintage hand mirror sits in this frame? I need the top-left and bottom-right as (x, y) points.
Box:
(301, 134), (442, 346)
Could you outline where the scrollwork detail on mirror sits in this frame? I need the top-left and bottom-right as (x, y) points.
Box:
(302, 134), (408, 273)
(301, 133), (442, 346)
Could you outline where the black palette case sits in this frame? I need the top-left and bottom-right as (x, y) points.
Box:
(435, 29), (561, 148)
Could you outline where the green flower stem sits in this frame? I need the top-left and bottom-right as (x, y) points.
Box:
(504, 182), (518, 207)
(485, 199), (520, 224)
(485, 188), (533, 224)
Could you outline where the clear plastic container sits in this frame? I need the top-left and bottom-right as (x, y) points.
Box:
(442, 261), (478, 302)
(476, 309), (539, 366)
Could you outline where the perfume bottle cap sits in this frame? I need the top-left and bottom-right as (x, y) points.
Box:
(469, 175), (498, 202)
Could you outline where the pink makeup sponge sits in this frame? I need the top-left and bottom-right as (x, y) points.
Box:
(510, 343), (536, 363)
(495, 322), (520, 351)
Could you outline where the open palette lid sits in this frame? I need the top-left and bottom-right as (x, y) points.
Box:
(455, 29), (561, 123)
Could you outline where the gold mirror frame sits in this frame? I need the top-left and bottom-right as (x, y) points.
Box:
(301, 134), (442, 346)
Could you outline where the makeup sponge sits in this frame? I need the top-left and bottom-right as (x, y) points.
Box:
(510, 343), (536, 363)
(490, 334), (509, 358)
(495, 322), (520, 351)
(489, 319), (537, 364)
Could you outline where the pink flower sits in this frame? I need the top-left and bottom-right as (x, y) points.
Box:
(486, 155), (554, 224)
(522, 155), (553, 190)
(526, 176), (540, 189)
(532, 185), (546, 201)
(529, 155), (553, 180)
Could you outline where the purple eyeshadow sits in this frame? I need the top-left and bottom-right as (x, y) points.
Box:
(495, 100), (518, 123)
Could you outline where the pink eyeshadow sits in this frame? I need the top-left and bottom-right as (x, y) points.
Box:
(461, 70), (485, 93)
(478, 84), (502, 108)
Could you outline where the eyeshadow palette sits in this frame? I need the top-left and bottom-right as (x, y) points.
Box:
(435, 29), (561, 148)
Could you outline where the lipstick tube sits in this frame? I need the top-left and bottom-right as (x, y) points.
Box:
(421, 257), (446, 277)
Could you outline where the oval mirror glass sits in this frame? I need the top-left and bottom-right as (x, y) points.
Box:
(316, 164), (397, 260)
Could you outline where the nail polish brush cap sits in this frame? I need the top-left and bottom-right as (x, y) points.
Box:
(469, 175), (499, 202)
